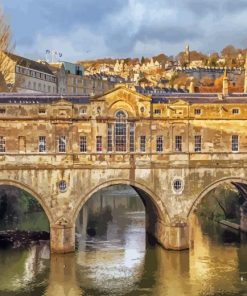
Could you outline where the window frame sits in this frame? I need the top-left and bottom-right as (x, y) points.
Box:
(140, 135), (146, 153)
(175, 135), (182, 152)
(156, 135), (163, 152)
(231, 135), (239, 152)
(38, 136), (46, 153)
(80, 136), (87, 153)
(194, 135), (202, 153)
(96, 136), (102, 153)
(58, 136), (66, 153)
(0, 136), (6, 153)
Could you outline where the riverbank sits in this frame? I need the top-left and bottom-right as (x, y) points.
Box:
(0, 230), (49, 249)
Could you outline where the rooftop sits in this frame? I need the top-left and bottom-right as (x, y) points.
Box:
(4, 52), (55, 76)
(0, 91), (247, 105)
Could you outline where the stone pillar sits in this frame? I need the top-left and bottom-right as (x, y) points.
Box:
(155, 220), (189, 250)
(50, 224), (75, 253)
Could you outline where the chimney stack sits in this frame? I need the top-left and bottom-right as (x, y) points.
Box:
(222, 68), (229, 96)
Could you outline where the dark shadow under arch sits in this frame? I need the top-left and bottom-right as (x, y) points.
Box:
(0, 179), (52, 225)
(73, 179), (170, 225)
(74, 180), (170, 244)
(187, 177), (247, 219)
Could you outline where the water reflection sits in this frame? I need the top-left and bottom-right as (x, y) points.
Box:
(2, 186), (247, 295)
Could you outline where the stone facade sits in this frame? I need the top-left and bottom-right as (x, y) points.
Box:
(0, 52), (57, 93)
(1, 87), (247, 252)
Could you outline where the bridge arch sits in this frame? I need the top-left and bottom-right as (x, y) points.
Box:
(73, 179), (171, 234)
(187, 177), (247, 218)
(0, 179), (53, 224)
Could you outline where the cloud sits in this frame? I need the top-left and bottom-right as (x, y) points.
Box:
(1, 0), (247, 60)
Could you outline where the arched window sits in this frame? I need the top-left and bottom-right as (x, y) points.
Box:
(115, 111), (127, 152)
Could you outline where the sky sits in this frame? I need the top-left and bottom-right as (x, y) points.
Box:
(1, 0), (247, 62)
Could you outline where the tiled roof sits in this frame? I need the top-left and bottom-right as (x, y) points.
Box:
(4, 52), (55, 76)
(0, 93), (90, 104)
(152, 93), (247, 104)
(1, 92), (247, 105)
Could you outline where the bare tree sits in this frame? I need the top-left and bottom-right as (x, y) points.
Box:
(0, 6), (12, 91)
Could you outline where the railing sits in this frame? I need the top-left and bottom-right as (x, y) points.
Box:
(0, 152), (246, 169)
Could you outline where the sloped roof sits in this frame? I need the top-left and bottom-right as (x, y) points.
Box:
(4, 52), (55, 75)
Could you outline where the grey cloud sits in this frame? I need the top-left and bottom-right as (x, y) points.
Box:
(2, 0), (247, 60)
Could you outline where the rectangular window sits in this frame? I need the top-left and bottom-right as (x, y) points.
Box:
(80, 107), (87, 115)
(175, 136), (182, 152)
(232, 108), (240, 114)
(232, 135), (239, 152)
(58, 136), (66, 153)
(107, 123), (113, 152)
(96, 136), (102, 152)
(115, 120), (126, 152)
(140, 136), (146, 152)
(80, 136), (87, 152)
(194, 135), (201, 152)
(0, 137), (6, 153)
(194, 108), (201, 115)
(156, 136), (163, 152)
(0, 109), (6, 114)
(39, 136), (46, 152)
(39, 109), (46, 114)
(129, 123), (135, 152)
(154, 109), (161, 114)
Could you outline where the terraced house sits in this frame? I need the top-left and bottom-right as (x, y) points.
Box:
(0, 52), (57, 93)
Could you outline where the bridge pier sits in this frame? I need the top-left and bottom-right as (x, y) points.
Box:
(240, 203), (247, 232)
(50, 225), (75, 253)
(156, 221), (189, 250)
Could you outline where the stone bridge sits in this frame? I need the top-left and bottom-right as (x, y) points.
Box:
(1, 86), (247, 252)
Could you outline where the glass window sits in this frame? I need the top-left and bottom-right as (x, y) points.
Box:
(107, 123), (113, 152)
(58, 136), (66, 152)
(39, 109), (46, 114)
(194, 108), (201, 115)
(39, 136), (46, 152)
(154, 109), (161, 114)
(129, 122), (135, 152)
(156, 136), (163, 152)
(194, 135), (201, 152)
(173, 179), (183, 192)
(0, 109), (6, 114)
(80, 107), (87, 115)
(232, 108), (240, 114)
(80, 136), (87, 152)
(175, 136), (182, 152)
(96, 136), (102, 152)
(58, 180), (67, 192)
(232, 135), (239, 152)
(140, 136), (146, 152)
(0, 137), (6, 153)
(115, 111), (127, 152)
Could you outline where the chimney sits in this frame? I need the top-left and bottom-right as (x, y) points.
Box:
(222, 68), (229, 96)
(189, 80), (195, 93)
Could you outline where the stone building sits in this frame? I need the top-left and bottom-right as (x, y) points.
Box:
(0, 52), (57, 93)
(2, 81), (247, 252)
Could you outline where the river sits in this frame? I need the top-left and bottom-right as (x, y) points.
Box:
(0, 187), (247, 296)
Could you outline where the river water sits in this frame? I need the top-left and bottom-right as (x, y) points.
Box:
(1, 187), (247, 296)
